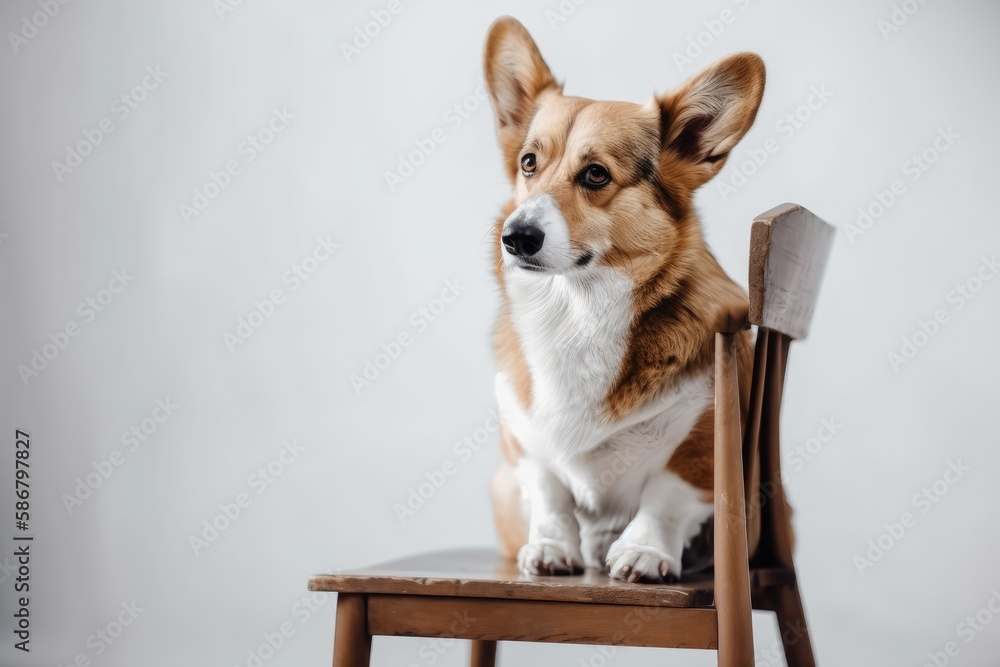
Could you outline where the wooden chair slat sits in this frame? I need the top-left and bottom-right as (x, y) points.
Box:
(749, 203), (834, 340)
(741, 327), (769, 556)
(366, 595), (721, 649)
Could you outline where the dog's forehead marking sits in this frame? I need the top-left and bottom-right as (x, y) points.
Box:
(525, 95), (591, 153)
(530, 98), (659, 170)
(583, 108), (656, 169)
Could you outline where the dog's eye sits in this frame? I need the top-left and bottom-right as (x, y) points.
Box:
(580, 164), (611, 189)
(520, 153), (537, 176)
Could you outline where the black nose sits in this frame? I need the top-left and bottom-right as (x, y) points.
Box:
(502, 224), (545, 257)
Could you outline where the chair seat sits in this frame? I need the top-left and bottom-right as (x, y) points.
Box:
(309, 548), (795, 609)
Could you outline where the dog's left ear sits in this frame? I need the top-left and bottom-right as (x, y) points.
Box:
(658, 53), (765, 185)
(484, 17), (559, 179)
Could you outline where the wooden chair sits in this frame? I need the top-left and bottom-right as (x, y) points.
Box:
(310, 203), (835, 667)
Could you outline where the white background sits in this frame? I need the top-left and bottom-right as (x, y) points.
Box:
(1, 1), (999, 666)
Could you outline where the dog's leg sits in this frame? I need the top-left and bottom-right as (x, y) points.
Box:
(606, 470), (713, 582)
(491, 462), (527, 560)
(578, 511), (631, 571)
(515, 459), (583, 575)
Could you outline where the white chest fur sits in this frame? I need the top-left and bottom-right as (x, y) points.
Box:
(502, 267), (633, 458)
(496, 267), (712, 512)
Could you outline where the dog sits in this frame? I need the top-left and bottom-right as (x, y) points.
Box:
(483, 17), (763, 582)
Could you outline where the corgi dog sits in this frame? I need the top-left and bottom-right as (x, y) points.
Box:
(483, 17), (763, 582)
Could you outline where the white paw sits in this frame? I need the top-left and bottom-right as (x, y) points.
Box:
(606, 543), (680, 583)
(517, 540), (583, 576)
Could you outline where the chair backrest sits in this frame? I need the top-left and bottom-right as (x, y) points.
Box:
(742, 203), (834, 565)
(749, 203), (835, 340)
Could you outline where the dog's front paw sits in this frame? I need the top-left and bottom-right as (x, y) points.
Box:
(517, 540), (583, 576)
(606, 542), (680, 583)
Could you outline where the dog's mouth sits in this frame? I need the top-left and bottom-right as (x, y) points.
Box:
(510, 250), (595, 274)
(513, 257), (548, 272)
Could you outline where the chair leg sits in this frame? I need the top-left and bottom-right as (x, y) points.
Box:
(714, 332), (754, 667)
(333, 594), (371, 667)
(470, 639), (497, 666)
(772, 585), (816, 667)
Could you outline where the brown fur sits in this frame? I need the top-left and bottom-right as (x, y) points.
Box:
(483, 16), (765, 561)
(491, 198), (534, 410)
(668, 407), (718, 495)
(493, 419), (527, 558)
(491, 462), (526, 559)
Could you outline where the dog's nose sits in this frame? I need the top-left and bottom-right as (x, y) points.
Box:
(502, 224), (545, 257)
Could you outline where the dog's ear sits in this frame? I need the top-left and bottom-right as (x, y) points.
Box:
(657, 53), (765, 186)
(484, 17), (559, 178)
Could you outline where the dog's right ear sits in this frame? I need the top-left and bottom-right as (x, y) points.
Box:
(484, 17), (559, 179)
(656, 53), (766, 189)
